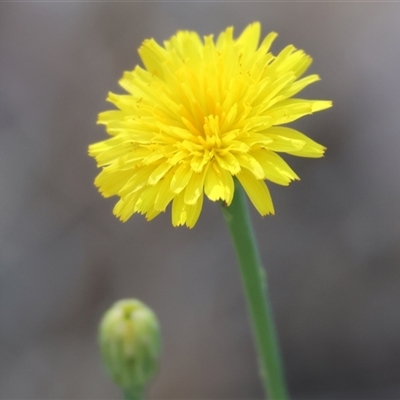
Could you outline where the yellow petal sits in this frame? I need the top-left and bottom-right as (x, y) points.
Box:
(148, 162), (172, 185)
(113, 191), (141, 222)
(251, 149), (299, 186)
(265, 127), (326, 157)
(134, 184), (160, 215)
(97, 110), (126, 126)
(236, 153), (265, 179)
(215, 152), (240, 175)
(118, 165), (154, 196)
(170, 163), (193, 193)
(266, 99), (332, 125)
(94, 168), (134, 198)
(184, 170), (206, 205)
(89, 137), (127, 166)
(172, 191), (186, 227)
(280, 74), (320, 99)
(236, 170), (274, 216)
(154, 173), (175, 211)
(138, 38), (168, 78)
(145, 207), (162, 221)
(204, 161), (234, 204)
(236, 22), (261, 57)
(186, 194), (204, 228)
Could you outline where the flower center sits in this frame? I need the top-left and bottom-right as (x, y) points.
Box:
(200, 115), (222, 152)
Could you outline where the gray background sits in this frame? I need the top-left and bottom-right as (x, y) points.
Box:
(1, 2), (400, 399)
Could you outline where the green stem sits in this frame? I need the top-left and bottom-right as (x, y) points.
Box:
(222, 181), (289, 400)
(123, 386), (144, 400)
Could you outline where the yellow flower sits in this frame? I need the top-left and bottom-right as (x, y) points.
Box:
(89, 22), (332, 228)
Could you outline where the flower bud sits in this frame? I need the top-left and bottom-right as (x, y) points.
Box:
(99, 299), (161, 392)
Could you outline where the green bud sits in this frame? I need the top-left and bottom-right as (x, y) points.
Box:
(99, 299), (161, 394)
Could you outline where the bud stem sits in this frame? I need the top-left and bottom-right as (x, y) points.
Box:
(123, 386), (144, 400)
(222, 180), (289, 400)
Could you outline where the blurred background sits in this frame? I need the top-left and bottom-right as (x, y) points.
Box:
(1, 2), (400, 399)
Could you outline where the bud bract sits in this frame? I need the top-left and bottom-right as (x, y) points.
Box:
(99, 299), (161, 392)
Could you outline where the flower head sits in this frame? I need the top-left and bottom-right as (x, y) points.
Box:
(89, 22), (332, 228)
